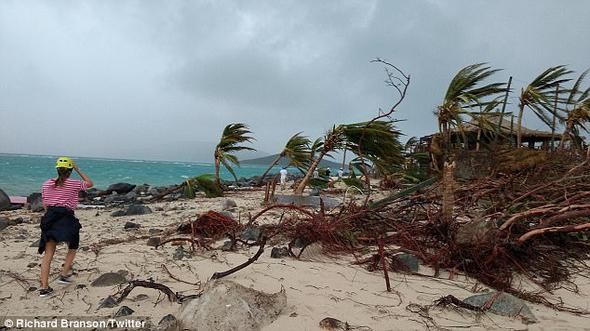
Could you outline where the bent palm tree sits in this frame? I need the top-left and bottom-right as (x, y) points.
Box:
(214, 123), (255, 187)
(257, 132), (311, 185)
(294, 121), (402, 195)
(560, 70), (590, 149)
(516, 65), (572, 147)
(436, 63), (507, 153)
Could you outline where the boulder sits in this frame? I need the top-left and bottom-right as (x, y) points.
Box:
(0, 188), (10, 211)
(179, 280), (286, 331)
(147, 237), (161, 247)
(98, 295), (119, 309)
(271, 247), (290, 259)
(392, 253), (420, 273)
(240, 227), (261, 242)
(111, 204), (152, 217)
(114, 306), (134, 317)
(124, 221), (140, 230)
(27, 193), (44, 212)
(456, 218), (497, 246)
(463, 292), (537, 324)
(173, 246), (192, 260)
(157, 314), (178, 331)
(0, 218), (9, 232)
(91, 272), (128, 287)
(106, 183), (136, 195)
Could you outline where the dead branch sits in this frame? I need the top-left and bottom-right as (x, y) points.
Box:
(210, 237), (267, 280)
(517, 222), (590, 244)
(115, 280), (183, 303)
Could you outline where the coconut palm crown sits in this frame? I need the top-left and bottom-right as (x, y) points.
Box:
(214, 123), (255, 187)
(436, 63), (507, 151)
(516, 65), (572, 147)
(257, 132), (311, 184)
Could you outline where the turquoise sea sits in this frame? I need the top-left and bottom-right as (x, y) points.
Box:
(0, 153), (276, 196)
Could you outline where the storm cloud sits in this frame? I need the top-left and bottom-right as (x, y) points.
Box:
(1, 0), (588, 161)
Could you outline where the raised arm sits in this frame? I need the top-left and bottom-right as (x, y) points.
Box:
(73, 162), (93, 188)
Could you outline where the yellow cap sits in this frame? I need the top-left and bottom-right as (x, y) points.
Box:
(55, 156), (74, 169)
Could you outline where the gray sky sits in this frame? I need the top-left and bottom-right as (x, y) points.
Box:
(1, 0), (589, 162)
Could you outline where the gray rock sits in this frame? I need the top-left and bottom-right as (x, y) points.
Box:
(124, 191), (137, 201)
(0, 218), (8, 232)
(0, 188), (10, 211)
(219, 211), (234, 219)
(124, 221), (140, 229)
(222, 199), (237, 211)
(221, 240), (234, 251)
(27, 262), (37, 268)
(179, 280), (286, 331)
(271, 247), (290, 259)
(157, 314), (178, 331)
(110, 210), (127, 217)
(126, 204), (152, 216)
(463, 292), (537, 324)
(111, 204), (152, 217)
(91, 272), (128, 287)
(99, 295), (119, 308)
(319, 317), (373, 331)
(393, 253), (420, 273)
(30, 239), (40, 247)
(147, 237), (161, 247)
(241, 227), (261, 242)
(173, 246), (192, 260)
(27, 193), (44, 212)
(106, 183), (136, 195)
(456, 219), (497, 246)
(114, 306), (134, 317)
(148, 228), (163, 235)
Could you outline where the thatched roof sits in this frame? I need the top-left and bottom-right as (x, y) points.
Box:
(455, 116), (555, 139)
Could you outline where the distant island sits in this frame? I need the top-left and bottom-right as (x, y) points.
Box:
(241, 154), (342, 169)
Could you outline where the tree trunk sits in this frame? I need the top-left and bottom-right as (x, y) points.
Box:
(257, 153), (283, 185)
(516, 102), (525, 148)
(294, 150), (327, 195)
(559, 122), (572, 150)
(214, 154), (221, 188)
(476, 128), (482, 151)
(441, 161), (456, 223)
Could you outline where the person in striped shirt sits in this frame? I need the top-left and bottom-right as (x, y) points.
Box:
(38, 156), (93, 297)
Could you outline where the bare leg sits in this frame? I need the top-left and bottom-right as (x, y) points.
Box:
(40, 240), (57, 288)
(61, 249), (77, 276)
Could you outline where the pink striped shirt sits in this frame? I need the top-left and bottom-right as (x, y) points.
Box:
(42, 178), (87, 210)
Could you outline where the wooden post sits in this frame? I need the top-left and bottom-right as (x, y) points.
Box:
(550, 85), (559, 151)
(496, 76), (512, 141)
(510, 115), (515, 146)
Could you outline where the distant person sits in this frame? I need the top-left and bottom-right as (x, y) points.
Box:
(38, 157), (93, 297)
(313, 169), (319, 178)
(279, 167), (288, 190)
(325, 167), (331, 178)
(337, 168), (344, 179)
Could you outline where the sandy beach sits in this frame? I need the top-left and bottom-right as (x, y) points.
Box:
(1, 187), (589, 331)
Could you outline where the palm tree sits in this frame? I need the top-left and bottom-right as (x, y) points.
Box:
(214, 123), (255, 187)
(294, 120), (402, 195)
(257, 132), (311, 185)
(436, 63), (507, 153)
(516, 65), (572, 147)
(469, 100), (503, 151)
(560, 70), (590, 149)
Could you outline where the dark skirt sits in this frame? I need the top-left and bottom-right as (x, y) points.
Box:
(38, 206), (82, 254)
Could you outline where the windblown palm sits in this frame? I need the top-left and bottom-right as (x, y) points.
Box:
(560, 70), (590, 149)
(437, 63), (507, 152)
(516, 65), (572, 147)
(294, 121), (402, 194)
(214, 123), (255, 187)
(257, 132), (311, 184)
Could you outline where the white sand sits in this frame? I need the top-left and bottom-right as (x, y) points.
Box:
(1, 189), (589, 330)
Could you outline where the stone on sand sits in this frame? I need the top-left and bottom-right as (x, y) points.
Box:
(178, 280), (286, 331)
(463, 292), (537, 324)
(91, 272), (128, 287)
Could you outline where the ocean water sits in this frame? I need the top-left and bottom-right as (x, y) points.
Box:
(0, 153), (278, 196)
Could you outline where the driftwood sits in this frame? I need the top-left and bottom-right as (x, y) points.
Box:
(115, 280), (184, 303)
(210, 237), (266, 280)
